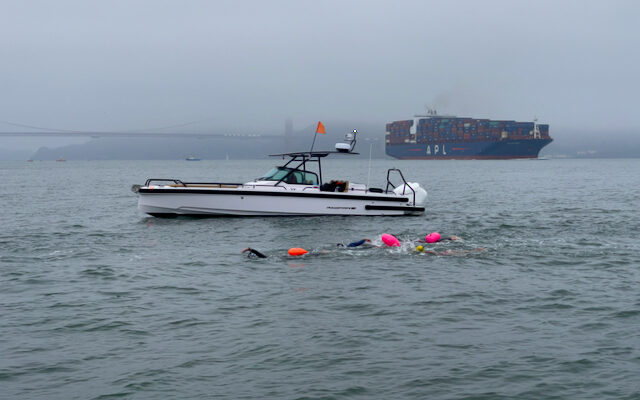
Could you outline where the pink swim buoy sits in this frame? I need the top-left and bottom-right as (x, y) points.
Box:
(381, 233), (401, 247)
(425, 232), (441, 243)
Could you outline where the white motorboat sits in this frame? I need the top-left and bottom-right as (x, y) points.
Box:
(132, 130), (427, 217)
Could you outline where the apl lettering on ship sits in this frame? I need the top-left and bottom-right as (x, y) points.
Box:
(385, 110), (552, 160)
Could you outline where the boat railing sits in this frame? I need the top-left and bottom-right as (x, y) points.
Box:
(385, 168), (416, 205)
(181, 181), (243, 188)
(143, 179), (242, 188)
(145, 178), (186, 186)
(240, 183), (288, 191)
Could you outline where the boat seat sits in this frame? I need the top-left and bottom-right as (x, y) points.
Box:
(320, 180), (349, 192)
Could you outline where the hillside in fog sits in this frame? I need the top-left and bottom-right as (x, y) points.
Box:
(543, 128), (640, 158)
(19, 123), (640, 161)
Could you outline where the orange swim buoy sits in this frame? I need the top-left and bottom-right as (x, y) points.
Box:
(288, 247), (308, 256)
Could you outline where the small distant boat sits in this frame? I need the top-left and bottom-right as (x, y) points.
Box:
(185, 156), (201, 161)
(56, 157), (66, 162)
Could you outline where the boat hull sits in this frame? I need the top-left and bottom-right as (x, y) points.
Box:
(386, 138), (553, 159)
(137, 188), (424, 216)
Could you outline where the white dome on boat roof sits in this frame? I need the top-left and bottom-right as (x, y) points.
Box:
(335, 142), (351, 152)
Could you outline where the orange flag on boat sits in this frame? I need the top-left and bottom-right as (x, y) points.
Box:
(315, 121), (326, 134)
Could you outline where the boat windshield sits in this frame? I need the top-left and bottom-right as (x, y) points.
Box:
(260, 167), (319, 185)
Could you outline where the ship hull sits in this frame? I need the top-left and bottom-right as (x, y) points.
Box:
(386, 138), (552, 160)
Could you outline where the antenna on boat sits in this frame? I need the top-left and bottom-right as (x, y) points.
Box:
(366, 140), (373, 189)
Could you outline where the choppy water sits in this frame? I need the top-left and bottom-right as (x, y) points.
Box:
(1, 158), (639, 399)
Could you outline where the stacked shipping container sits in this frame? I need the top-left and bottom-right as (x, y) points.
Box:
(386, 116), (551, 145)
(385, 120), (413, 145)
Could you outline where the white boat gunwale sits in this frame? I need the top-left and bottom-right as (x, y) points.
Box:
(137, 186), (413, 203)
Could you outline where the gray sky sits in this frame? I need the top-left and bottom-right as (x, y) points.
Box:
(1, 0), (639, 143)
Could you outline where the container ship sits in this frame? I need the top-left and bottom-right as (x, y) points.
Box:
(385, 110), (552, 159)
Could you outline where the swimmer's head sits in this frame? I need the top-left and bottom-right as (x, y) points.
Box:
(416, 245), (424, 252)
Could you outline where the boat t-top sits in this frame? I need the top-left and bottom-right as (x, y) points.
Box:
(132, 129), (427, 216)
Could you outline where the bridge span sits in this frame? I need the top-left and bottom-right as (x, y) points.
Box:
(0, 131), (280, 139)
